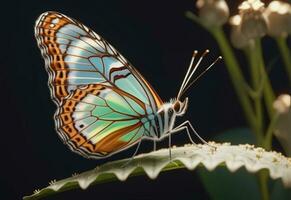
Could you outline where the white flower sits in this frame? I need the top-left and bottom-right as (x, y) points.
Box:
(229, 15), (253, 49)
(264, 1), (291, 37)
(274, 94), (291, 114)
(196, 0), (229, 26)
(238, 0), (268, 39)
(273, 94), (291, 156)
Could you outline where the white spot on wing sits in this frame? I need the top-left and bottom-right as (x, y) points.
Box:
(72, 112), (91, 121)
(59, 45), (67, 53)
(82, 94), (103, 105)
(109, 60), (123, 68)
(75, 102), (95, 111)
(52, 18), (60, 24)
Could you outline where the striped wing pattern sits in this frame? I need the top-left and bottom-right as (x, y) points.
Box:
(34, 11), (163, 158)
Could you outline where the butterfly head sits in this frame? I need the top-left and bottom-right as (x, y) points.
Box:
(172, 97), (188, 116)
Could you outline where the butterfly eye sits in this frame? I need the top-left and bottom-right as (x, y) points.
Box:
(173, 101), (181, 112)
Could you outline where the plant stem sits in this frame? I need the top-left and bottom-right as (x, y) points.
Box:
(256, 39), (275, 119)
(258, 170), (269, 200)
(276, 36), (291, 85)
(245, 40), (275, 200)
(244, 45), (264, 144)
(248, 39), (274, 200)
(253, 41), (263, 134)
(209, 28), (257, 133)
(264, 113), (279, 150)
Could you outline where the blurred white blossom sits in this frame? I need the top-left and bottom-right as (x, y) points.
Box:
(238, 0), (268, 39)
(273, 94), (291, 156)
(264, 1), (291, 37)
(229, 15), (252, 49)
(196, 0), (229, 26)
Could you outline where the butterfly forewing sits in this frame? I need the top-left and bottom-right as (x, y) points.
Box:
(35, 11), (163, 158)
(35, 11), (163, 109)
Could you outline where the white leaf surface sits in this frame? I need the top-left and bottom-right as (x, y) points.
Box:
(24, 143), (291, 200)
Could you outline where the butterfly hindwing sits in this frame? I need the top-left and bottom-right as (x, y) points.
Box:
(55, 84), (152, 158)
(35, 11), (163, 111)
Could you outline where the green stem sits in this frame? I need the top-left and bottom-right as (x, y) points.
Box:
(256, 39), (275, 119)
(253, 42), (263, 135)
(243, 37), (272, 200)
(264, 113), (279, 151)
(210, 28), (257, 133)
(258, 170), (270, 200)
(276, 37), (291, 85)
(244, 45), (264, 144)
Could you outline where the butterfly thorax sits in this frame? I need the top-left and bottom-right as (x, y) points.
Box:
(145, 98), (189, 140)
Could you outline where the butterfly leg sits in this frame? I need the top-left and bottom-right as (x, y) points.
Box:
(166, 121), (199, 160)
(172, 121), (216, 149)
(171, 120), (207, 145)
(153, 140), (157, 152)
(169, 124), (196, 146)
(169, 131), (172, 160)
(121, 139), (142, 168)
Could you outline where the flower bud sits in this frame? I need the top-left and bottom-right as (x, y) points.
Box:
(264, 1), (291, 37)
(238, 0), (268, 39)
(229, 15), (252, 49)
(273, 94), (291, 156)
(273, 94), (291, 114)
(196, 0), (230, 26)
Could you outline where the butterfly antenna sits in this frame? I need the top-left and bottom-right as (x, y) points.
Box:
(180, 56), (222, 97)
(177, 50), (209, 99)
(177, 50), (198, 99)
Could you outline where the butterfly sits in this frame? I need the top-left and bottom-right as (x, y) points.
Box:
(34, 11), (219, 159)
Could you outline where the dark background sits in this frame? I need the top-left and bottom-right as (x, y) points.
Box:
(0, 0), (288, 199)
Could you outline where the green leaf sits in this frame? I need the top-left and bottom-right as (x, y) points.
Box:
(198, 167), (260, 200)
(198, 128), (290, 200)
(23, 142), (291, 200)
(198, 128), (259, 200)
(271, 180), (291, 200)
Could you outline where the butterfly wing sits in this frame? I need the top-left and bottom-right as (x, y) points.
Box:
(35, 11), (163, 112)
(56, 84), (152, 158)
(35, 11), (161, 158)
